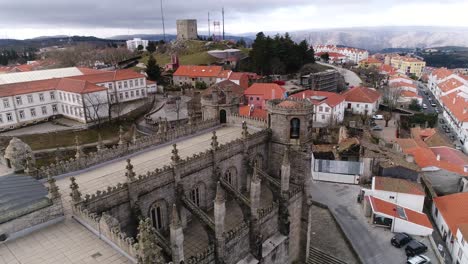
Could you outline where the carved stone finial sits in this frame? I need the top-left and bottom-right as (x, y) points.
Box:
(69, 176), (82, 203)
(136, 218), (165, 264)
(118, 125), (124, 145)
(170, 204), (181, 228)
(242, 121), (249, 138)
(171, 144), (180, 163)
(47, 174), (60, 199)
(75, 135), (84, 159)
(97, 133), (103, 151)
(211, 131), (219, 150)
(125, 159), (136, 181)
(215, 181), (225, 203)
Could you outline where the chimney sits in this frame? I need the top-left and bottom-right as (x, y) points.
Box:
(436, 154), (441, 161)
(272, 88), (276, 99)
(453, 97), (456, 104)
(464, 165), (468, 173)
(405, 154), (414, 163)
(464, 108), (467, 115)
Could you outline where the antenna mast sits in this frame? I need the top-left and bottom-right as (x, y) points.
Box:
(160, 0), (166, 42)
(222, 7), (225, 40)
(208, 12), (211, 38)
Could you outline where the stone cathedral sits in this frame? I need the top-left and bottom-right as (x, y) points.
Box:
(69, 81), (317, 264)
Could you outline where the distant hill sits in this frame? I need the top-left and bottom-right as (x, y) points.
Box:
(242, 26), (468, 52)
(417, 46), (468, 68)
(0, 36), (124, 50)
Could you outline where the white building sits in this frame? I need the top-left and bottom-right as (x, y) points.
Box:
(0, 68), (153, 131)
(454, 225), (468, 264)
(314, 45), (369, 64)
(342, 86), (381, 116)
(440, 92), (468, 151)
(365, 176), (425, 212)
(432, 192), (468, 262)
(126, 38), (149, 51)
(291, 90), (345, 126)
(364, 195), (433, 236)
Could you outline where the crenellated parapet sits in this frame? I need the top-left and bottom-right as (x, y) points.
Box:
(228, 113), (268, 129)
(225, 221), (249, 243)
(185, 245), (215, 264)
(72, 205), (138, 261)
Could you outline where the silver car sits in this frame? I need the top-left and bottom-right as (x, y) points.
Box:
(406, 255), (430, 264)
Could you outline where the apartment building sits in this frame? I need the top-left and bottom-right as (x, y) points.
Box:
(388, 55), (426, 78)
(291, 90), (345, 125)
(173, 65), (223, 87)
(314, 45), (369, 63)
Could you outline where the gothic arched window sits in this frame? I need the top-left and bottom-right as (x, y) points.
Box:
(149, 200), (167, 231)
(290, 118), (300, 139)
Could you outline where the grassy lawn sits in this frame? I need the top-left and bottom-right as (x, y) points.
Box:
(19, 122), (132, 150)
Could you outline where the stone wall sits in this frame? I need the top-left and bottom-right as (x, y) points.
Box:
(0, 198), (64, 241)
(228, 114), (268, 129)
(72, 206), (138, 263)
(224, 221), (250, 264)
(31, 119), (219, 179)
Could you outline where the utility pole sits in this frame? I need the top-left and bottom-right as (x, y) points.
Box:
(222, 7), (225, 40)
(160, 0), (166, 42)
(208, 12), (211, 38)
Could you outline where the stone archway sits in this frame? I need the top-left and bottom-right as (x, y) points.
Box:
(219, 109), (227, 124)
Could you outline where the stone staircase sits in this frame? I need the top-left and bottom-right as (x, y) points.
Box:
(307, 247), (348, 264)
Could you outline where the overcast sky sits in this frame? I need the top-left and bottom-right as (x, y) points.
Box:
(1, 0), (468, 39)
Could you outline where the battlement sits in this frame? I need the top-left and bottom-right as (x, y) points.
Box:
(228, 114), (268, 129)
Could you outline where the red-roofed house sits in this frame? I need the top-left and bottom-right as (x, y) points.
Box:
(428, 68), (454, 94)
(314, 45), (369, 63)
(173, 65), (223, 87)
(379, 64), (397, 76)
(239, 105), (267, 119)
(432, 192), (468, 254)
(435, 78), (467, 98)
(364, 195), (433, 236)
(290, 90), (345, 125)
(315, 52), (347, 64)
(441, 92), (468, 149)
(358, 57), (383, 68)
(341, 86), (381, 115)
(454, 224), (468, 264)
(244, 83), (286, 109)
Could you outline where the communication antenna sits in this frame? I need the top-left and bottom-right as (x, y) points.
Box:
(208, 12), (211, 38)
(160, 0), (166, 42)
(222, 7), (225, 40)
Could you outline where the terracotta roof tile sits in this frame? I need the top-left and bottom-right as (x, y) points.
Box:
(433, 192), (468, 234)
(373, 176), (424, 195)
(359, 57), (382, 64)
(244, 83), (286, 100)
(173, 65), (223, 78)
(438, 78), (465, 93)
(239, 105), (267, 119)
(342, 86), (381, 103)
(290, 90), (345, 107)
(440, 92), (468, 122)
(432, 68), (453, 80)
(459, 223), (468, 239)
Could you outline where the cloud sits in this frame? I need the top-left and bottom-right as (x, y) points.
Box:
(0, 0), (467, 39)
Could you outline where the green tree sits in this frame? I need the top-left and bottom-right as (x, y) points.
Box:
(409, 99), (422, 111)
(320, 52), (330, 62)
(236, 38), (247, 48)
(195, 81), (208, 90)
(146, 41), (156, 53)
(146, 55), (161, 82)
(137, 45), (144, 51)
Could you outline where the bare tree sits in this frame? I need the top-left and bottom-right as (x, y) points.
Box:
(382, 85), (402, 112)
(84, 93), (109, 127)
(383, 111), (392, 127)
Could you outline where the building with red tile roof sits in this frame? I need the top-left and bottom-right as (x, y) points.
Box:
(341, 86), (381, 115)
(244, 83), (286, 110)
(173, 65), (223, 87)
(0, 67), (152, 131)
(291, 90), (345, 125)
(238, 105), (267, 119)
(365, 195), (433, 236)
(358, 57), (383, 68)
(432, 192), (468, 252)
(315, 52), (347, 64)
(379, 64), (397, 76)
(435, 78), (467, 98)
(314, 45), (369, 63)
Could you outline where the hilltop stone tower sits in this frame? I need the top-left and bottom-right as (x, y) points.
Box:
(176, 19), (198, 40)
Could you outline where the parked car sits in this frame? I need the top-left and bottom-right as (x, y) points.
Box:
(456, 145), (462, 150)
(424, 91), (429, 95)
(431, 103), (437, 107)
(445, 128), (451, 133)
(405, 240), (428, 257)
(439, 119), (445, 124)
(422, 104), (428, 109)
(372, 114), (384, 120)
(406, 255), (431, 264)
(434, 108), (439, 113)
(391, 233), (413, 248)
(372, 125), (383, 131)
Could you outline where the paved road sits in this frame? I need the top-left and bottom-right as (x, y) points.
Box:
(310, 181), (438, 264)
(316, 62), (362, 87)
